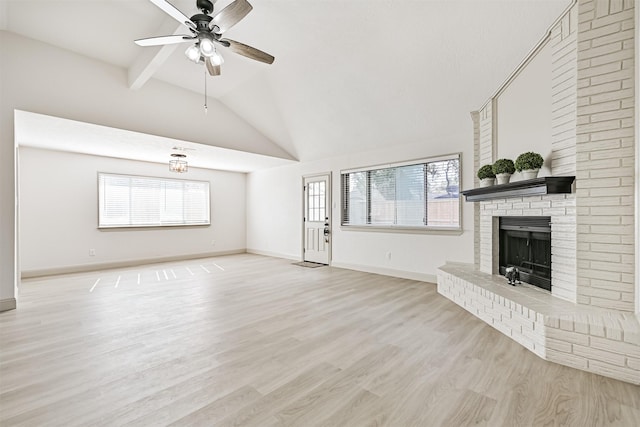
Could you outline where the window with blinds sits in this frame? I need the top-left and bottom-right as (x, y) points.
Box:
(341, 154), (460, 230)
(98, 173), (210, 228)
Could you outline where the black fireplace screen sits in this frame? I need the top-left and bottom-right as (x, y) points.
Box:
(499, 217), (551, 291)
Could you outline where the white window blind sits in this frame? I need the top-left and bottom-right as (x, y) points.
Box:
(98, 173), (210, 228)
(341, 154), (460, 229)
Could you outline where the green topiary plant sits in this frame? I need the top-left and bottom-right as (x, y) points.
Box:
(515, 152), (544, 171)
(492, 158), (515, 175)
(477, 164), (496, 180)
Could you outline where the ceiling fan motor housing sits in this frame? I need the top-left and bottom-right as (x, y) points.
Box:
(197, 0), (215, 15)
(190, 13), (213, 32)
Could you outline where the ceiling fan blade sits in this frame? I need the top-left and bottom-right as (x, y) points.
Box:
(210, 0), (253, 34)
(149, 0), (193, 28)
(135, 35), (195, 46)
(206, 58), (221, 76)
(220, 39), (274, 64)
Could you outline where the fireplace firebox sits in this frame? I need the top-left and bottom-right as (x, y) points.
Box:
(499, 216), (551, 291)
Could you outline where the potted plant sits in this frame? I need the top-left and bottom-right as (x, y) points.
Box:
(492, 158), (515, 185)
(477, 164), (496, 187)
(515, 151), (544, 179)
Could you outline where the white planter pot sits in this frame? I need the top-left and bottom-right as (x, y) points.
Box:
(479, 178), (495, 187)
(521, 169), (540, 180)
(496, 173), (512, 185)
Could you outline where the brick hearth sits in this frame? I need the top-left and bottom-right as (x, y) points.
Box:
(438, 264), (639, 384)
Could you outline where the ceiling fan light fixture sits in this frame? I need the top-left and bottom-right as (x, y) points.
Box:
(185, 45), (200, 62)
(199, 38), (216, 57)
(210, 51), (223, 66)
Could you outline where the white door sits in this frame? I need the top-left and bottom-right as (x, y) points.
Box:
(303, 174), (331, 264)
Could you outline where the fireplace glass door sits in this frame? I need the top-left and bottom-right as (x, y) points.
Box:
(499, 217), (551, 291)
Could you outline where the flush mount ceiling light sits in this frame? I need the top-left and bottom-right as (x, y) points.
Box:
(169, 153), (188, 173)
(135, 0), (274, 78)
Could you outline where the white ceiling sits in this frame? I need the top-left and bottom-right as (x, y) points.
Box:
(2, 0), (572, 170)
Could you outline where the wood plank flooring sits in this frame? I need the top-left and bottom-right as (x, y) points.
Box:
(1, 254), (639, 426)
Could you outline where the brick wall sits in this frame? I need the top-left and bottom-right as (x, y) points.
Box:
(472, 111), (481, 268)
(478, 101), (494, 167)
(552, 5), (578, 175)
(575, 0), (635, 311)
(470, 0), (635, 311)
(476, 102), (495, 273)
(548, 2), (580, 300)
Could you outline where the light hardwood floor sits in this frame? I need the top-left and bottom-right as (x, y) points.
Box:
(1, 254), (639, 426)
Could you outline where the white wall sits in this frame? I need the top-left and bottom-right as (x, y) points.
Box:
(19, 148), (246, 274)
(247, 136), (475, 282)
(496, 41), (553, 179)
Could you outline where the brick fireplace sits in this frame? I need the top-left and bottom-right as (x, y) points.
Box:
(480, 194), (576, 301)
(438, 0), (639, 384)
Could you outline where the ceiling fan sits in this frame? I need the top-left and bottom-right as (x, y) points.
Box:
(135, 0), (274, 76)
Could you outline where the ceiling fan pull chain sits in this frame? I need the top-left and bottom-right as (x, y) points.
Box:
(204, 68), (208, 114)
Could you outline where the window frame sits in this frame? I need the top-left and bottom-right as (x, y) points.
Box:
(340, 153), (462, 233)
(97, 172), (211, 229)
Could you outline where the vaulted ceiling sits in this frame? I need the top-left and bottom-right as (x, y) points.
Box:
(1, 0), (571, 166)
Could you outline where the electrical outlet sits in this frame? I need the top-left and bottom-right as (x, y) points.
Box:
(386, 252), (392, 260)
(89, 249), (96, 256)
(211, 240), (216, 246)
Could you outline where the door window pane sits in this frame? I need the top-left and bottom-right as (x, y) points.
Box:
(307, 181), (326, 222)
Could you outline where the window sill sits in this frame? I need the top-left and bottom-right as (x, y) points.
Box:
(98, 223), (210, 230)
(340, 225), (463, 235)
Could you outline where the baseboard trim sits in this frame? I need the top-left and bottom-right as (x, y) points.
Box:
(330, 262), (437, 284)
(0, 298), (17, 312)
(20, 251), (437, 284)
(246, 248), (300, 261)
(21, 249), (247, 279)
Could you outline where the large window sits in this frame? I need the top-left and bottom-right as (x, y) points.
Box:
(341, 154), (460, 230)
(98, 173), (210, 228)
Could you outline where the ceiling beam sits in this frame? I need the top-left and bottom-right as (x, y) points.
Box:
(128, 22), (186, 90)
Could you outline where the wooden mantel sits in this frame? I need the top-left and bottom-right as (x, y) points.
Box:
(461, 176), (575, 202)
